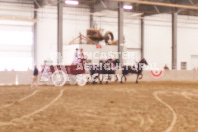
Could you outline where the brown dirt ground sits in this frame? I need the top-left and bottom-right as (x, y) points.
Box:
(0, 82), (198, 132)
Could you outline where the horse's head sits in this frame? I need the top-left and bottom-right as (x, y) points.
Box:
(140, 58), (148, 65)
(113, 59), (120, 66)
(99, 60), (104, 64)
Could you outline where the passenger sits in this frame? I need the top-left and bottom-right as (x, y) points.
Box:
(73, 48), (84, 64)
(72, 48), (79, 64)
(164, 64), (169, 70)
(31, 65), (39, 88)
(79, 48), (84, 59)
(74, 48), (78, 59)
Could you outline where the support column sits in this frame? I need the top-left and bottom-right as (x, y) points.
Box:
(172, 12), (177, 70)
(33, 3), (38, 66)
(57, 2), (63, 63)
(90, 7), (94, 28)
(118, 2), (124, 65)
(140, 16), (144, 59)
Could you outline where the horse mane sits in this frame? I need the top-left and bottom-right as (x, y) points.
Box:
(139, 58), (145, 63)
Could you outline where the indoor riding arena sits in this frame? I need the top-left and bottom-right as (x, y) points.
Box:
(0, 0), (198, 132)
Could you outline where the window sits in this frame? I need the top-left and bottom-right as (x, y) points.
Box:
(0, 31), (32, 45)
(0, 56), (32, 71)
(0, 23), (33, 71)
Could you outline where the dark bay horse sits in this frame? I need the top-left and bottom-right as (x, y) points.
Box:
(89, 59), (120, 84)
(121, 58), (148, 83)
(99, 59), (120, 84)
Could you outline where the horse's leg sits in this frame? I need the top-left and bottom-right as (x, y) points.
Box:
(124, 75), (127, 82)
(99, 74), (103, 84)
(120, 74), (123, 83)
(139, 73), (143, 79)
(92, 75), (98, 84)
(136, 74), (139, 83)
(90, 75), (94, 84)
(106, 74), (109, 84)
(121, 74), (126, 83)
(115, 74), (118, 82)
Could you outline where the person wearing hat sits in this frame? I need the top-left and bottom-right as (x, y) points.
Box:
(75, 48), (78, 58)
(31, 65), (39, 88)
(72, 48), (79, 64)
(79, 48), (84, 59)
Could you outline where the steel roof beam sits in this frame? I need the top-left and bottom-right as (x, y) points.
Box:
(107, 0), (198, 10)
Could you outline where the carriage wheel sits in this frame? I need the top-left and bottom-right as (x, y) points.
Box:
(52, 70), (67, 87)
(68, 75), (77, 85)
(76, 74), (87, 86)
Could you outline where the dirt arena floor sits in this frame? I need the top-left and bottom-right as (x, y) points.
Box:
(0, 82), (198, 132)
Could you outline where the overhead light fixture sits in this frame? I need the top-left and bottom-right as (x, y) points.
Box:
(123, 5), (133, 10)
(65, 0), (79, 5)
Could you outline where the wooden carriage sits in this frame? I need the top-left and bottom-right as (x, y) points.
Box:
(40, 59), (87, 86)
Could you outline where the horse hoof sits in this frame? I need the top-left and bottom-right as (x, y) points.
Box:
(106, 81), (108, 84)
(100, 81), (102, 84)
(120, 81), (123, 84)
(136, 81), (138, 84)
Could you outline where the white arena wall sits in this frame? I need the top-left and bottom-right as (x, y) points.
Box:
(94, 12), (198, 70)
(144, 14), (198, 70)
(36, 9), (198, 70)
(36, 6), (90, 67)
(0, 70), (198, 85)
(0, 3), (198, 72)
